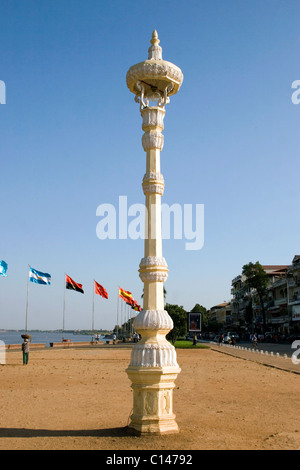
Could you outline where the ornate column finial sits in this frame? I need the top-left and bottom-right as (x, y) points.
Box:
(127, 30), (183, 110)
(148, 30), (162, 60)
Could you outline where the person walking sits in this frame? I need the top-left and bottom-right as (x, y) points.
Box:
(22, 338), (31, 365)
(252, 333), (258, 351)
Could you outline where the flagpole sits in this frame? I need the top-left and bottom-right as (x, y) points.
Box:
(63, 274), (66, 340)
(120, 297), (123, 338)
(122, 298), (125, 338)
(117, 292), (120, 339)
(25, 265), (30, 333)
(127, 303), (129, 338)
(92, 280), (95, 332)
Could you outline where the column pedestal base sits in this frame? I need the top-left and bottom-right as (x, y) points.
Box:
(126, 366), (181, 435)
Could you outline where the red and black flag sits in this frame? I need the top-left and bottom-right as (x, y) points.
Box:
(94, 281), (108, 299)
(65, 274), (84, 294)
(131, 299), (142, 312)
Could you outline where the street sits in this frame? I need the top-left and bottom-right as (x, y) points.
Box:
(206, 339), (298, 358)
(240, 341), (297, 358)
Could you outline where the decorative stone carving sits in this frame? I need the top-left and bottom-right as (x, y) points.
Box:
(133, 309), (173, 330)
(127, 61), (183, 107)
(140, 257), (168, 268)
(139, 256), (169, 283)
(142, 183), (164, 195)
(139, 271), (168, 282)
(130, 343), (179, 368)
(141, 107), (165, 131)
(145, 391), (157, 415)
(143, 172), (165, 195)
(143, 172), (164, 184)
(127, 30), (183, 111)
(161, 391), (171, 415)
(142, 132), (164, 151)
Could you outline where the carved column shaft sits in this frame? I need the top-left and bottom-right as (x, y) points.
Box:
(126, 105), (180, 435)
(140, 106), (167, 311)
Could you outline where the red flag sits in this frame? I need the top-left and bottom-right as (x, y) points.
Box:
(95, 281), (108, 299)
(66, 275), (84, 294)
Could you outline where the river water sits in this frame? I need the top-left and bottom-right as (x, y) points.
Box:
(0, 331), (106, 347)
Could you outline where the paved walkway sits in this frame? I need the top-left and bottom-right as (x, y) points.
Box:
(210, 343), (300, 375)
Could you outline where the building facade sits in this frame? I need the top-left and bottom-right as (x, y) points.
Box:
(230, 256), (300, 335)
(209, 302), (231, 327)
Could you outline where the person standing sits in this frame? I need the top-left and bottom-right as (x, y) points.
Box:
(252, 333), (258, 351)
(22, 338), (31, 365)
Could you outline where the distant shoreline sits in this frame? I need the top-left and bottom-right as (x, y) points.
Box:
(0, 329), (113, 334)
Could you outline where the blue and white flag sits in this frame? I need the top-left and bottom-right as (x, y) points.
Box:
(0, 261), (8, 277)
(29, 267), (51, 285)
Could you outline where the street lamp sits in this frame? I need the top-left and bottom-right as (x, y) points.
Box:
(126, 31), (183, 435)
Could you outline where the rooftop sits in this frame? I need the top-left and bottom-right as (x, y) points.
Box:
(262, 265), (289, 274)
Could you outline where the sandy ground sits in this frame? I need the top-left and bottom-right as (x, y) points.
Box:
(0, 346), (299, 450)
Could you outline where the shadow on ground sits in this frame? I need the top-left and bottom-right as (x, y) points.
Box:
(0, 427), (131, 439)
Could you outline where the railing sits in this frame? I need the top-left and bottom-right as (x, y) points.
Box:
(273, 278), (287, 288)
(274, 298), (288, 306)
(289, 295), (300, 304)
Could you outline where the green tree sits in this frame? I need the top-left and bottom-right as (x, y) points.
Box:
(165, 303), (187, 344)
(242, 261), (269, 334)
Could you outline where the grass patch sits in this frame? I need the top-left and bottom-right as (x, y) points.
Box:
(172, 340), (210, 349)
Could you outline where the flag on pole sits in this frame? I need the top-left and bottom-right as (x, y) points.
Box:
(29, 267), (51, 285)
(66, 274), (84, 294)
(119, 287), (133, 303)
(119, 287), (141, 311)
(0, 261), (8, 277)
(95, 281), (108, 299)
(132, 299), (142, 312)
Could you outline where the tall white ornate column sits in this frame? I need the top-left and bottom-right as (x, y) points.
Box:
(126, 31), (183, 435)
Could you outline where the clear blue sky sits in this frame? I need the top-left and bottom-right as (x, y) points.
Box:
(0, 0), (299, 330)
